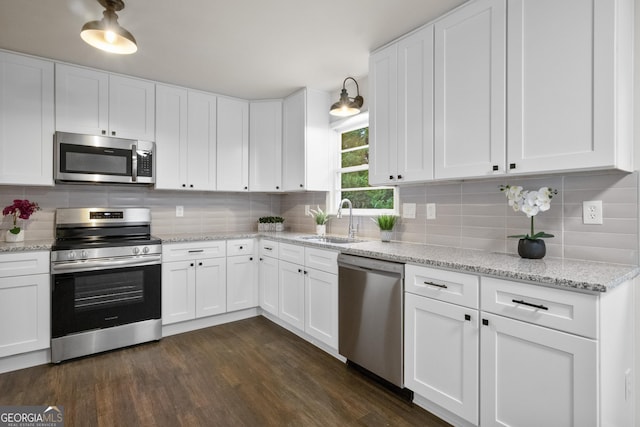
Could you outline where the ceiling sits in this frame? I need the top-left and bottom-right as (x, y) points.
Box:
(0, 0), (467, 100)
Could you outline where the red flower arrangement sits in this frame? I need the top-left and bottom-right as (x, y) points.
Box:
(3, 199), (40, 234)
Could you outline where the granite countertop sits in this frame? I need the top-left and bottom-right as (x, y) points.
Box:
(3, 232), (638, 293)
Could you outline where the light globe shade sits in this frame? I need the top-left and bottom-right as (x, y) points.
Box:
(80, 19), (137, 54)
(329, 101), (361, 117)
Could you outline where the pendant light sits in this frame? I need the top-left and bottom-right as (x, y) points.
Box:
(81, 0), (137, 55)
(329, 77), (364, 117)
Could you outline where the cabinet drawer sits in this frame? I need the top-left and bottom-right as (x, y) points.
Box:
(0, 251), (49, 278)
(406, 264), (479, 309)
(305, 247), (338, 275)
(227, 239), (255, 256)
(481, 277), (598, 339)
(162, 241), (226, 262)
(279, 243), (305, 265)
(259, 240), (279, 258)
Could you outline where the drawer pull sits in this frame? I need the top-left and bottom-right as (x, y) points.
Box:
(188, 249), (204, 253)
(264, 247), (273, 251)
(512, 299), (549, 310)
(424, 281), (447, 289)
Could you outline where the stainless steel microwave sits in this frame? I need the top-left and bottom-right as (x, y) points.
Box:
(54, 132), (155, 185)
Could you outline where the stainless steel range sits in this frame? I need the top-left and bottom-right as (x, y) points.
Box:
(50, 207), (162, 363)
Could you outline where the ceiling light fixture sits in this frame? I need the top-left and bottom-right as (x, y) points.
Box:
(329, 77), (364, 117)
(81, 0), (137, 55)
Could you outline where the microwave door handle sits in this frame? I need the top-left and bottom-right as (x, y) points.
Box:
(131, 144), (137, 182)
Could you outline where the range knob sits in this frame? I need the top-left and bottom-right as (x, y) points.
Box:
(67, 251), (76, 260)
(142, 246), (150, 254)
(81, 250), (89, 259)
(133, 247), (141, 255)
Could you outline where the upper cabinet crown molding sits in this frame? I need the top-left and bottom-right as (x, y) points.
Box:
(55, 63), (155, 141)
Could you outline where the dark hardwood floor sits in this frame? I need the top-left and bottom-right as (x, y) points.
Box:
(0, 317), (451, 426)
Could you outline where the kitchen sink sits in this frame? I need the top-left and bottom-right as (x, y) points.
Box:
(299, 236), (362, 245)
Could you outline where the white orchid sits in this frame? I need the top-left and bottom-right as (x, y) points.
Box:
(499, 185), (558, 240)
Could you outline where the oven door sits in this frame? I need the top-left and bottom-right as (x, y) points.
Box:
(51, 262), (161, 338)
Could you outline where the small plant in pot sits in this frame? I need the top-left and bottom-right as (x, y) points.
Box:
(500, 185), (558, 259)
(372, 214), (397, 242)
(308, 206), (329, 236)
(3, 199), (40, 243)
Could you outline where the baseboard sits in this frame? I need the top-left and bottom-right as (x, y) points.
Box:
(162, 308), (259, 337)
(0, 349), (50, 374)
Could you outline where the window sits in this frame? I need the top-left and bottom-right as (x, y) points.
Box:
(331, 113), (397, 215)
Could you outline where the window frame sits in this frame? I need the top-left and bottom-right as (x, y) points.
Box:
(329, 112), (398, 216)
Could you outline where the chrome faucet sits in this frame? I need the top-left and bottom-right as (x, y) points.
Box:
(337, 198), (356, 239)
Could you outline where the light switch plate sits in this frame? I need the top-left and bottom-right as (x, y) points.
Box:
(176, 205), (184, 217)
(426, 203), (436, 220)
(402, 203), (416, 219)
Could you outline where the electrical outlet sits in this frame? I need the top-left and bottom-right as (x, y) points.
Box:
(176, 205), (184, 217)
(426, 203), (436, 220)
(305, 205), (310, 216)
(582, 200), (603, 225)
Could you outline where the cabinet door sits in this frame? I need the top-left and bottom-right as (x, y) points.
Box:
(368, 43), (398, 185)
(480, 312), (597, 427)
(0, 52), (54, 186)
(258, 255), (279, 316)
(434, 0), (506, 179)
(226, 255), (257, 312)
(217, 97), (249, 191)
(108, 74), (155, 140)
(305, 268), (338, 349)
(195, 257), (226, 318)
(397, 24), (434, 182)
(155, 84), (188, 190)
(507, 0), (631, 174)
(405, 293), (479, 424)
(161, 261), (196, 324)
(0, 274), (49, 358)
(278, 260), (305, 330)
(55, 63), (109, 136)
(282, 89), (306, 191)
(187, 91), (217, 191)
(249, 100), (282, 191)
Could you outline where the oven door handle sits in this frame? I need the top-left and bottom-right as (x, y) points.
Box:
(51, 255), (161, 274)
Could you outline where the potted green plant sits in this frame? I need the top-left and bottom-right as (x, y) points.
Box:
(273, 216), (285, 232)
(308, 206), (329, 236)
(371, 214), (397, 242)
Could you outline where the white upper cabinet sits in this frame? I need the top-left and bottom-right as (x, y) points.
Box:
(249, 100), (282, 192)
(0, 52), (54, 186)
(155, 84), (188, 190)
(370, 25), (434, 185)
(217, 97), (249, 191)
(187, 90), (218, 191)
(55, 63), (155, 141)
(282, 88), (331, 191)
(434, 0), (506, 180)
(155, 85), (217, 191)
(506, 0), (633, 174)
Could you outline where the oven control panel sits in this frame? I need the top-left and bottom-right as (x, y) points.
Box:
(51, 244), (162, 262)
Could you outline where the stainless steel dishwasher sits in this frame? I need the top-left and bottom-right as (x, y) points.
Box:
(338, 253), (405, 389)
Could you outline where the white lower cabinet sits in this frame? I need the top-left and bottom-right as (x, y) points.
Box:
(0, 251), (50, 358)
(278, 260), (306, 330)
(226, 239), (258, 312)
(404, 265), (479, 425)
(480, 312), (597, 427)
(276, 243), (338, 349)
(161, 241), (226, 324)
(258, 240), (279, 316)
(406, 267), (632, 427)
